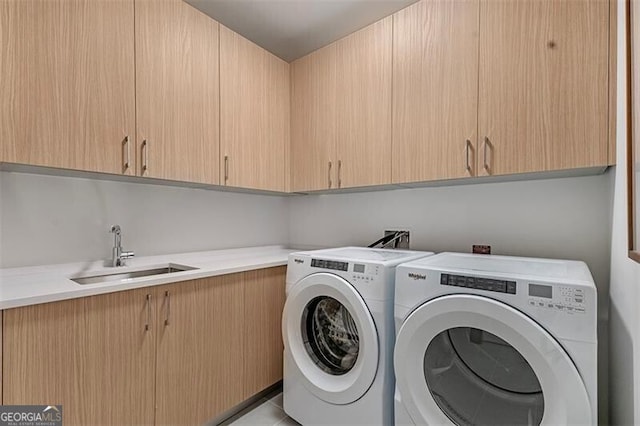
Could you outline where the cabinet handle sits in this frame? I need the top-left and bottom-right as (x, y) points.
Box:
(145, 294), (151, 332)
(337, 160), (342, 188)
(465, 139), (472, 173)
(123, 136), (130, 170)
(164, 290), (171, 326)
(328, 161), (332, 189)
(142, 140), (149, 173)
(224, 155), (229, 184)
(483, 137), (490, 172)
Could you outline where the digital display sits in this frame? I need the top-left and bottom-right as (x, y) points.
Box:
(311, 258), (349, 271)
(529, 284), (553, 299)
(354, 264), (365, 273)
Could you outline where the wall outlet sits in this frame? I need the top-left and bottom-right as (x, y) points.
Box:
(384, 230), (410, 249)
(472, 245), (491, 255)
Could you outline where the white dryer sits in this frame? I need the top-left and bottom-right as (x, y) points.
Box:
(282, 247), (434, 425)
(394, 252), (597, 425)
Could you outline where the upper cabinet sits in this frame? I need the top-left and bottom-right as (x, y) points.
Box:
(135, 0), (220, 184)
(478, 0), (609, 176)
(220, 26), (290, 192)
(291, 44), (337, 192)
(290, 18), (393, 191)
(1, 0), (614, 192)
(392, 0), (479, 183)
(0, 0), (136, 175)
(334, 18), (393, 189)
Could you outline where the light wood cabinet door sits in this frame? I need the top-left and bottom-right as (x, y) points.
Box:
(291, 45), (338, 192)
(220, 26), (290, 192)
(243, 266), (286, 398)
(3, 298), (86, 424)
(135, 0), (220, 184)
(334, 17), (393, 189)
(3, 289), (155, 425)
(392, 0), (479, 183)
(478, 0), (609, 176)
(0, 0), (135, 175)
(83, 288), (156, 425)
(155, 275), (245, 425)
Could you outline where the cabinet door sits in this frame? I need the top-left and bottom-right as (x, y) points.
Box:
(220, 26), (290, 192)
(83, 288), (156, 425)
(478, 0), (609, 176)
(243, 267), (286, 397)
(0, 0), (135, 175)
(335, 17), (393, 189)
(3, 291), (155, 425)
(291, 45), (338, 192)
(3, 299), (86, 424)
(392, 0), (479, 183)
(155, 275), (245, 425)
(136, 0), (219, 184)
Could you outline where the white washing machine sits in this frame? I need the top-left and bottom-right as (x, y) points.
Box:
(282, 247), (434, 425)
(393, 252), (597, 425)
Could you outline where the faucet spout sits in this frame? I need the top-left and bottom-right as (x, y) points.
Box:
(109, 225), (134, 267)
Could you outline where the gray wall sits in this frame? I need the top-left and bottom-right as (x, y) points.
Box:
(0, 171), (290, 268)
(609, 1), (640, 423)
(289, 174), (612, 289)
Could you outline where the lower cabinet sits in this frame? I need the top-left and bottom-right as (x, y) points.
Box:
(155, 273), (245, 425)
(243, 268), (286, 398)
(2, 266), (286, 425)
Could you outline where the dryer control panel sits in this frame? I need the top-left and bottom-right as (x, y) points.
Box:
(527, 283), (586, 314)
(440, 273), (516, 294)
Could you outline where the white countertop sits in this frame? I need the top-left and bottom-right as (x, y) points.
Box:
(0, 245), (295, 310)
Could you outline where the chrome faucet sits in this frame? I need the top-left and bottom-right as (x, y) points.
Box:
(110, 225), (135, 267)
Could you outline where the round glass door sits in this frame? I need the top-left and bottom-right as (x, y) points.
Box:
(424, 327), (544, 425)
(302, 296), (360, 375)
(282, 273), (379, 404)
(393, 295), (593, 425)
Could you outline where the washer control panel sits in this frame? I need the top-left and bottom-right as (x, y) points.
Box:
(350, 263), (380, 283)
(527, 283), (586, 314)
(311, 258), (348, 271)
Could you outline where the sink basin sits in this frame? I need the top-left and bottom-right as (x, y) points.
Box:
(71, 264), (198, 285)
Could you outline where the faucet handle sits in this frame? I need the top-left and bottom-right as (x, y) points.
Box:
(110, 225), (121, 234)
(121, 251), (135, 259)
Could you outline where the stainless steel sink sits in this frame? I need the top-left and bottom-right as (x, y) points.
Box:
(71, 264), (198, 285)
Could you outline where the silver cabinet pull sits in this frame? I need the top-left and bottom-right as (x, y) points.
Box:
(465, 139), (472, 173)
(142, 140), (149, 173)
(224, 155), (229, 184)
(145, 294), (151, 332)
(337, 160), (342, 188)
(483, 137), (490, 172)
(123, 136), (130, 170)
(164, 290), (171, 326)
(328, 161), (332, 189)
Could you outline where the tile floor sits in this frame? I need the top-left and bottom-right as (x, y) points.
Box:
(222, 392), (300, 426)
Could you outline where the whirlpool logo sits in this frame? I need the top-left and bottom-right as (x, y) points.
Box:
(293, 258), (304, 264)
(408, 272), (426, 280)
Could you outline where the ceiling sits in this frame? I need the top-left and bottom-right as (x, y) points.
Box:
(186, 0), (418, 62)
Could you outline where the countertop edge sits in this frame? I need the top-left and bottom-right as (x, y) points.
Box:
(0, 247), (294, 310)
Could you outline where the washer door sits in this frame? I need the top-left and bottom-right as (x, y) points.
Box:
(283, 273), (379, 405)
(394, 295), (592, 425)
